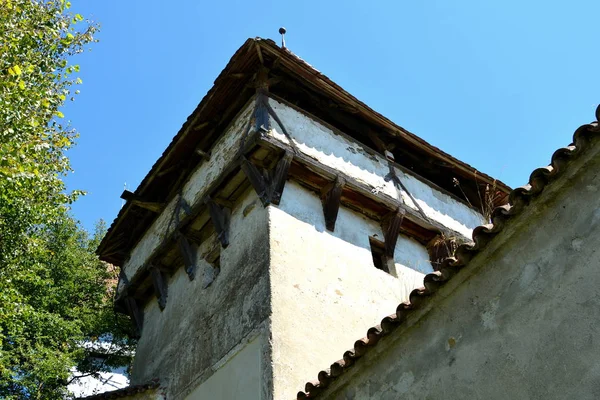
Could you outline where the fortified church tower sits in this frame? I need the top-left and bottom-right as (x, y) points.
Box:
(96, 37), (509, 400)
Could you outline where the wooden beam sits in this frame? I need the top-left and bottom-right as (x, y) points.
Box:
(120, 190), (165, 213)
(240, 157), (269, 205)
(241, 150), (293, 206)
(258, 133), (467, 241)
(124, 296), (143, 338)
(156, 162), (185, 177)
(255, 92), (270, 132)
(268, 150), (293, 205)
(195, 148), (211, 160)
(381, 208), (406, 258)
(255, 41), (264, 64)
(321, 176), (345, 231)
(204, 196), (230, 248)
(177, 234), (197, 280)
(149, 264), (168, 311)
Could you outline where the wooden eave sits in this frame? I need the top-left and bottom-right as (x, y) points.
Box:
(97, 37), (510, 267)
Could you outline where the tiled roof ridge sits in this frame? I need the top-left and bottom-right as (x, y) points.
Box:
(77, 379), (160, 400)
(296, 105), (600, 399)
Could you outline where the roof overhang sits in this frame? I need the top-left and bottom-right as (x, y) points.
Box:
(97, 37), (510, 266)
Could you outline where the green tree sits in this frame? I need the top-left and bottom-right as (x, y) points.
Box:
(1, 218), (134, 399)
(0, 1), (134, 398)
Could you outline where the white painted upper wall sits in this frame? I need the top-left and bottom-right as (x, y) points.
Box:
(267, 98), (486, 238)
(269, 182), (430, 399)
(120, 100), (256, 287)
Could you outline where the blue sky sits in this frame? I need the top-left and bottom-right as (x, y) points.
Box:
(65, 0), (600, 232)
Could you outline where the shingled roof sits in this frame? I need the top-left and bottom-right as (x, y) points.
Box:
(97, 37), (510, 266)
(296, 105), (600, 398)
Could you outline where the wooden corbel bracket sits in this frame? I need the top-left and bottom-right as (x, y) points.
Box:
(381, 207), (406, 257)
(241, 150), (293, 206)
(321, 176), (346, 232)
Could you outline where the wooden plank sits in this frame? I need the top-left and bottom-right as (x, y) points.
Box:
(381, 208), (406, 257)
(258, 134), (467, 240)
(195, 148), (211, 160)
(124, 296), (143, 337)
(241, 150), (292, 206)
(120, 190), (165, 213)
(149, 264), (168, 311)
(254, 91), (270, 132)
(321, 176), (345, 231)
(177, 234), (197, 280)
(268, 150), (293, 205)
(204, 196), (230, 248)
(241, 156), (269, 205)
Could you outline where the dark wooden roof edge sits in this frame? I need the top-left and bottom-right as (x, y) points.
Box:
(98, 37), (510, 264)
(97, 38), (261, 261)
(257, 41), (510, 194)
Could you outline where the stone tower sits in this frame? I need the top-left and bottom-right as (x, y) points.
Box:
(97, 38), (509, 400)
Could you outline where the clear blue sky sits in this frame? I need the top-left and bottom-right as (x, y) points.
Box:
(64, 0), (600, 232)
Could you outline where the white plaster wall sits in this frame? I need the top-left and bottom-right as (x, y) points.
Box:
(269, 181), (431, 399)
(321, 133), (600, 400)
(267, 98), (485, 238)
(185, 337), (262, 400)
(120, 100), (256, 286)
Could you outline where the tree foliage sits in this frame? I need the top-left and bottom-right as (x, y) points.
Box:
(0, 1), (134, 398)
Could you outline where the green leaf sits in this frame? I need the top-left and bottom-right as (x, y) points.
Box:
(18, 80), (25, 90)
(55, 111), (64, 118)
(12, 65), (22, 75)
(75, 13), (83, 21)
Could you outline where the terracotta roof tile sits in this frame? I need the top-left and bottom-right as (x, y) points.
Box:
(296, 105), (600, 399)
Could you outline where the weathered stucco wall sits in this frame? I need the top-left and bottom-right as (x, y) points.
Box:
(185, 337), (262, 399)
(269, 182), (431, 399)
(131, 189), (273, 400)
(120, 100), (256, 289)
(267, 98), (485, 237)
(124, 96), (497, 400)
(320, 139), (600, 399)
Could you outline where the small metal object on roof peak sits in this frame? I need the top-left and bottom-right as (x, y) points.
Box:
(279, 27), (287, 49)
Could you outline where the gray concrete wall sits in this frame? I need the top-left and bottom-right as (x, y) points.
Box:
(319, 141), (600, 399)
(269, 182), (431, 399)
(130, 189), (273, 400)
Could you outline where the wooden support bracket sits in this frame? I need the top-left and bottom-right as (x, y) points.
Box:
(321, 176), (346, 231)
(255, 91), (271, 133)
(177, 233), (197, 280)
(121, 190), (165, 213)
(124, 296), (143, 338)
(241, 150), (293, 206)
(204, 195), (231, 248)
(149, 264), (168, 311)
(381, 207), (406, 257)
